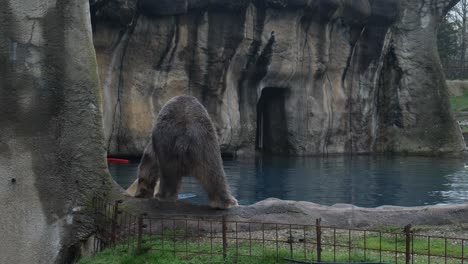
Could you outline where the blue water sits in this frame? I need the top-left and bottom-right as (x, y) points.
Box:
(109, 155), (468, 208)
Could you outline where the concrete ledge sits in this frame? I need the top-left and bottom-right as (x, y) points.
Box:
(119, 196), (468, 229)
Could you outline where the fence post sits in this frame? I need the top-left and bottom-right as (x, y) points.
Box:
(136, 213), (145, 254)
(405, 224), (412, 264)
(316, 218), (322, 262)
(222, 215), (227, 260)
(111, 200), (123, 246)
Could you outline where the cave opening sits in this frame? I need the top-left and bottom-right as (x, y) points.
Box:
(256, 87), (289, 154)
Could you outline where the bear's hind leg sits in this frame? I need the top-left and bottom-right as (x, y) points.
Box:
(193, 165), (238, 209)
(155, 163), (183, 202)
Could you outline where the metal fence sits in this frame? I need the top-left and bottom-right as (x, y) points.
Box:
(92, 197), (468, 263)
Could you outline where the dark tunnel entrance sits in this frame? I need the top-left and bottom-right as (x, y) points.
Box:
(256, 87), (289, 154)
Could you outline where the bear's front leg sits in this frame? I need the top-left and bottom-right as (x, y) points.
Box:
(134, 142), (160, 198)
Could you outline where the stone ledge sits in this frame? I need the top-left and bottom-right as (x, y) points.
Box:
(119, 195), (468, 229)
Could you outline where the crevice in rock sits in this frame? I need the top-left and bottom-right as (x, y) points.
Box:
(370, 28), (394, 150)
(323, 73), (334, 156)
(321, 21), (336, 156)
(28, 21), (36, 44)
(164, 16), (180, 74)
(217, 10), (248, 148)
(376, 45), (404, 152)
(342, 26), (366, 153)
(201, 9), (246, 123)
(236, 3), (267, 151)
(158, 16), (180, 97)
(104, 30), (128, 152)
(297, 11), (314, 147)
(186, 11), (206, 96)
(255, 32), (276, 81)
(153, 19), (178, 71)
(107, 13), (140, 153)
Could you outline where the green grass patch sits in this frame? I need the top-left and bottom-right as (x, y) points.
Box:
(78, 240), (287, 264)
(449, 92), (468, 132)
(459, 126), (468, 133)
(362, 234), (465, 258)
(450, 91), (468, 112)
(79, 231), (468, 264)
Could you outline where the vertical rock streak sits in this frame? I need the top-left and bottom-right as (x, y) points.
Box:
(107, 10), (143, 153)
(105, 30), (129, 151)
(370, 28), (394, 150)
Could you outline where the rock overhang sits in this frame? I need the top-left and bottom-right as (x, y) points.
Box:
(95, 0), (399, 24)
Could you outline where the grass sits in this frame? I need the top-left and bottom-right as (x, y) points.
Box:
(79, 229), (468, 264)
(78, 237), (285, 264)
(449, 92), (468, 132)
(450, 91), (468, 113)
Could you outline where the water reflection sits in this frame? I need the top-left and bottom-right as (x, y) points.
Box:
(109, 155), (468, 207)
(433, 169), (468, 204)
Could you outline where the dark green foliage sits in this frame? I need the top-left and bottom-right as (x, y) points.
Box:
(438, 16), (459, 64)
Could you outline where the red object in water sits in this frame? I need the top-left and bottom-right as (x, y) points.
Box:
(107, 158), (130, 164)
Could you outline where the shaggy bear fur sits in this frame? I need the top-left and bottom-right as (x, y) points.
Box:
(134, 95), (238, 209)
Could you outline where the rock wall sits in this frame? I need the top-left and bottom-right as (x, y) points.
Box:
(121, 197), (468, 230)
(92, 0), (465, 157)
(0, 1), (110, 263)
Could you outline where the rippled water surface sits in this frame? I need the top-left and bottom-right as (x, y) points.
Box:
(109, 156), (468, 207)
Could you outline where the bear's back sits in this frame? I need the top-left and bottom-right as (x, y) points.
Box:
(153, 95), (218, 163)
(156, 95), (213, 130)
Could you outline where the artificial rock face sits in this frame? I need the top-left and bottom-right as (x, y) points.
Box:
(134, 95), (238, 209)
(93, 0), (464, 157)
(0, 0), (110, 263)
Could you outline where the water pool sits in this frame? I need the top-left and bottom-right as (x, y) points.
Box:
(109, 155), (468, 207)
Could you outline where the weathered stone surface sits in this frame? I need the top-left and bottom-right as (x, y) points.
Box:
(93, 0), (465, 157)
(120, 197), (468, 229)
(0, 1), (111, 263)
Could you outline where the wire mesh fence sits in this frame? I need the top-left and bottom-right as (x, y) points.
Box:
(91, 196), (468, 263)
